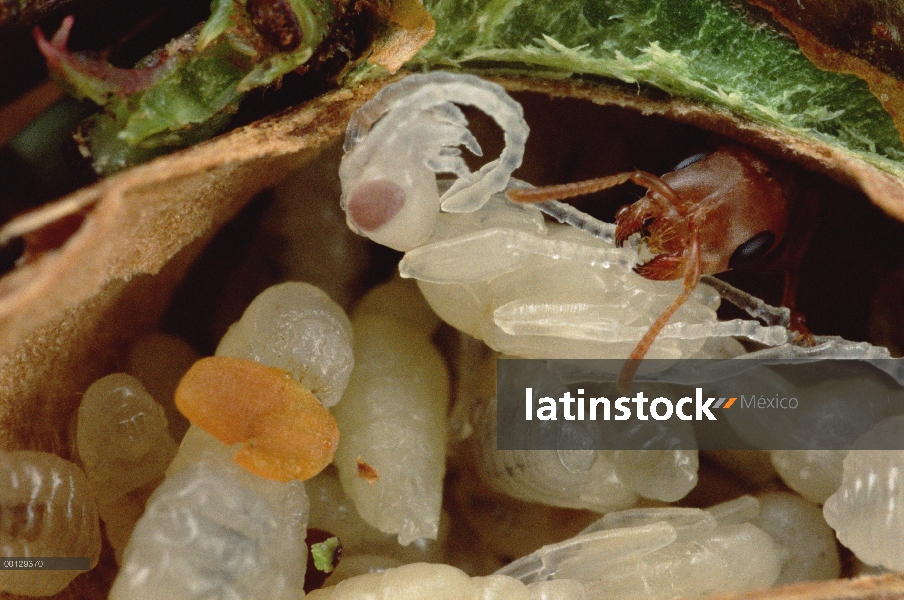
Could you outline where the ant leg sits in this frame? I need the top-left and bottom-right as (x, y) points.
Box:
(618, 227), (703, 394)
(782, 267), (815, 345)
(508, 170), (693, 217)
(779, 188), (819, 346)
(506, 172), (636, 203)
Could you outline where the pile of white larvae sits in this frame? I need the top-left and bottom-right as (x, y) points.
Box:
(0, 279), (850, 599)
(4, 71), (904, 599)
(115, 278), (449, 598)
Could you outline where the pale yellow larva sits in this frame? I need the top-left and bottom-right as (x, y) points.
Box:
(0, 451), (101, 596)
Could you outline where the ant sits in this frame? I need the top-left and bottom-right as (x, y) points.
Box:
(507, 146), (815, 392)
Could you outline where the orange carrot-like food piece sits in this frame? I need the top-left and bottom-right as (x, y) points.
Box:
(175, 356), (339, 482)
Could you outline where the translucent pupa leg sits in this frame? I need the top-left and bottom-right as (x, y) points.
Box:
(426, 153), (472, 178)
(527, 198), (617, 243)
(700, 275), (791, 328)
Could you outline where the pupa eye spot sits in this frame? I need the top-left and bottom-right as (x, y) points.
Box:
(339, 71), (529, 251)
(348, 179), (407, 232)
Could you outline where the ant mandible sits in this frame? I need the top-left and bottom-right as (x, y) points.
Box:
(507, 146), (814, 392)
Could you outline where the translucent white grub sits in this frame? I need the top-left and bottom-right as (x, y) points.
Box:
(325, 555), (404, 584)
(349, 276), (441, 334)
(0, 451), (101, 597)
(404, 195), (784, 360)
(216, 281), (354, 407)
(823, 417), (904, 571)
(165, 423), (225, 476)
(309, 562), (579, 600)
(110, 458), (309, 600)
(770, 450), (847, 504)
(75, 373), (177, 561)
(165, 425), (309, 525)
(339, 71), (529, 251)
(76, 373), (176, 502)
(263, 144), (374, 309)
(499, 499), (785, 600)
(332, 281), (450, 545)
(125, 332), (200, 441)
(751, 492), (840, 584)
(112, 425), (310, 600)
(610, 448), (698, 503)
(450, 470), (601, 574)
(307, 466), (444, 565)
(475, 362), (636, 512)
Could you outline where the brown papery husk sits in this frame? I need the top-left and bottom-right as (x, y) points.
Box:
(1, 73), (904, 598)
(0, 75), (402, 454)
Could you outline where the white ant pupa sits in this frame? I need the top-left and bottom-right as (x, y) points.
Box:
(339, 71), (529, 251)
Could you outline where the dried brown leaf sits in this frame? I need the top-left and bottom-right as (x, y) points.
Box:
(0, 75), (399, 453)
(701, 573), (904, 600)
(491, 76), (904, 224)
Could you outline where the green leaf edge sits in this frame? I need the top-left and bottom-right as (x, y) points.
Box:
(397, 0), (904, 181)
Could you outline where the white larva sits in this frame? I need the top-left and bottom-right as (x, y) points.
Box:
(0, 451), (101, 597)
(331, 278), (450, 545)
(216, 281), (354, 407)
(75, 373), (177, 562)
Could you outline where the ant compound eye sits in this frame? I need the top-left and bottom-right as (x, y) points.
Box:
(347, 180), (407, 232)
(641, 217), (656, 236)
(728, 230), (776, 269)
(673, 152), (712, 171)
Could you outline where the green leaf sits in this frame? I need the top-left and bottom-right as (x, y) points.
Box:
(410, 0), (904, 179)
(40, 0), (335, 175)
(122, 48), (247, 145)
(310, 536), (340, 574)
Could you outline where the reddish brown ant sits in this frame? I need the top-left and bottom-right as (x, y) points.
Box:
(507, 146), (813, 391)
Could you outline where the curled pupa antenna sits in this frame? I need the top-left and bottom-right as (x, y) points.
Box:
(340, 72), (529, 251)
